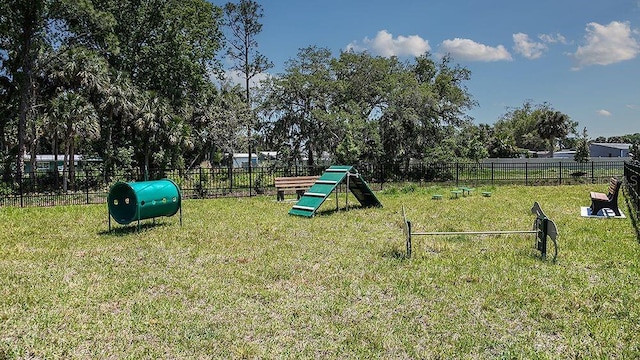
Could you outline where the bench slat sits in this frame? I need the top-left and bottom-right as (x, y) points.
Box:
(275, 176), (320, 201)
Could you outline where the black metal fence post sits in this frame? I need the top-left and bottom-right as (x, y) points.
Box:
(559, 162), (563, 185)
(85, 169), (90, 204)
(491, 162), (494, 186)
(19, 174), (24, 208)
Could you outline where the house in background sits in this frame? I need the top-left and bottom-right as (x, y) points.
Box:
(231, 153), (259, 168)
(231, 151), (279, 168)
(23, 154), (101, 173)
(258, 151), (277, 162)
(589, 143), (631, 158)
(552, 150), (576, 159)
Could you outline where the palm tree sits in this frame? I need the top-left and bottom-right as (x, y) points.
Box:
(133, 91), (172, 173)
(50, 92), (98, 191)
(536, 110), (573, 158)
(43, 47), (108, 188)
(98, 70), (136, 174)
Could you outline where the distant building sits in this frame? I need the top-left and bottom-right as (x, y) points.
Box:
(23, 154), (101, 173)
(232, 153), (259, 168)
(589, 143), (631, 158)
(230, 152), (279, 168)
(552, 150), (576, 159)
(258, 151), (277, 162)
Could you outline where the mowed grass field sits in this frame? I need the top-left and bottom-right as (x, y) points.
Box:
(1, 184), (639, 359)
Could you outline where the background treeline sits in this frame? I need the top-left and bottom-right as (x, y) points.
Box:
(1, 0), (637, 184)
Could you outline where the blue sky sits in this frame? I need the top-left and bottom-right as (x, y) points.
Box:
(227, 0), (640, 138)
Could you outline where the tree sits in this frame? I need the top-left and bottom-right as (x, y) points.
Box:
(574, 127), (590, 163)
(630, 142), (640, 163)
(493, 100), (546, 151)
(223, 0), (272, 194)
(190, 84), (251, 166)
(260, 46), (334, 167)
(380, 54), (476, 169)
(456, 124), (489, 162)
(1, 0), (47, 180)
(50, 91), (98, 191)
(0, 0), (117, 180)
(95, 70), (136, 174)
(94, 0), (224, 172)
(536, 109), (576, 157)
(331, 51), (395, 166)
(487, 134), (521, 158)
(98, 0), (222, 106)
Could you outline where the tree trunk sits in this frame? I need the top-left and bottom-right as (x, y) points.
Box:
(53, 133), (59, 189)
(105, 109), (113, 173)
(29, 117), (37, 174)
(16, 0), (41, 182)
(17, 59), (31, 182)
(144, 141), (150, 180)
(69, 137), (76, 190)
(307, 143), (314, 167)
(63, 143), (69, 192)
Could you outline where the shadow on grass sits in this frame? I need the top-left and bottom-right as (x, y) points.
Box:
(98, 221), (172, 236)
(381, 248), (409, 260)
(314, 205), (365, 216)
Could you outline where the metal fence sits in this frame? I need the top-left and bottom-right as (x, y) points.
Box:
(624, 161), (640, 225)
(0, 159), (628, 208)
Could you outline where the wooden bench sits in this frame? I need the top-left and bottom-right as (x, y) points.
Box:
(590, 177), (622, 216)
(274, 176), (320, 201)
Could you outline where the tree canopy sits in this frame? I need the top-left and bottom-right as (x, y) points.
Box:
(0, 0), (590, 186)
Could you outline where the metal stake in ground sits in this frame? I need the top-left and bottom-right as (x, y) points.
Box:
(401, 202), (558, 262)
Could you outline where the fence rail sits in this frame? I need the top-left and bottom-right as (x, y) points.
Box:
(0, 160), (627, 208)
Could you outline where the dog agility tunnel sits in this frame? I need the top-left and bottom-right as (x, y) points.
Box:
(108, 179), (181, 227)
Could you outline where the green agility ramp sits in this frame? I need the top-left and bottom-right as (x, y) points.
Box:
(288, 165), (382, 217)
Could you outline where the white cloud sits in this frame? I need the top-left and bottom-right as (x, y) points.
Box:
(597, 109), (612, 117)
(513, 33), (547, 59)
(345, 30), (430, 57)
(439, 38), (512, 62)
(539, 33), (567, 44)
(572, 21), (640, 69)
(223, 70), (271, 88)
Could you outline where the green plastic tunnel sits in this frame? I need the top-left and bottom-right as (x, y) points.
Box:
(108, 179), (181, 225)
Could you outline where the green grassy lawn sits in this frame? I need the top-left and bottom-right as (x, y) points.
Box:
(1, 184), (639, 359)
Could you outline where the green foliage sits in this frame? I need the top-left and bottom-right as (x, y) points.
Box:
(574, 127), (590, 163)
(487, 134), (521, 158)
(630, 142), (640, 162)
(492, 101), (578, 158)
(223, 0), (272, 102)
(536, 108), (577, 157)
(493, 100), (546, 151)
(263, 50), (475, 168)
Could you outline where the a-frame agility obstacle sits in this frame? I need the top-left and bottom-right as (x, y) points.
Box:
(288, 165), (382, 217)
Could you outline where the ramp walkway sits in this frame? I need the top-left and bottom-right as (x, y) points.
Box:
(288, 165), (382, 217)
